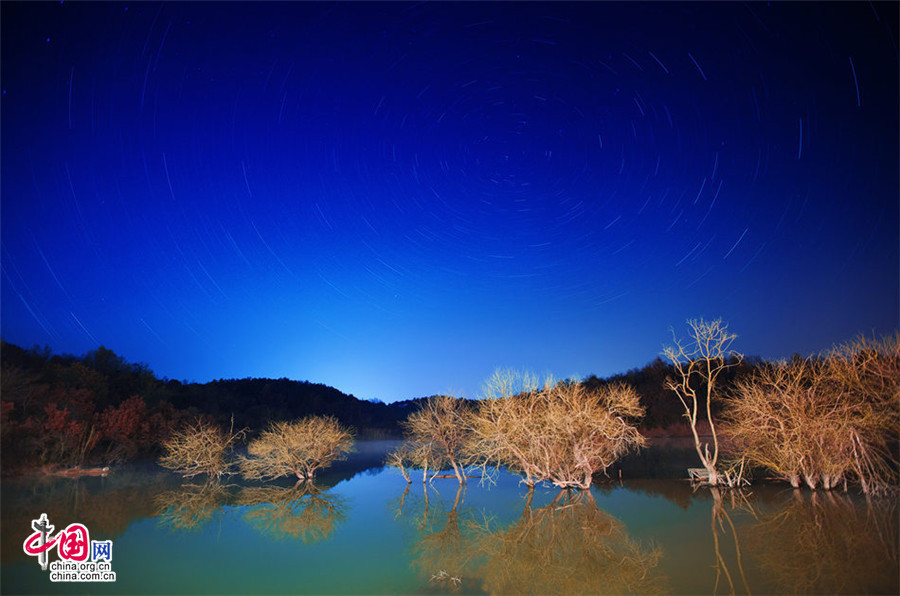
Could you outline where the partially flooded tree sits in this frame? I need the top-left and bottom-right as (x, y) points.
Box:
(385, 439), (435, 484)
(724, 334), (899, 494)
(158, 417), (246, 479)
(385, 442), (414, 483)
(467, 370), (645, 489)
(401, 395), (471, 484)
(239, 416), (354, 481)
(663, 318), (742, 486)
(821, 333), (899, 495)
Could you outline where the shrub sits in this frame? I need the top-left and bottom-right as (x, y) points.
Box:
(158, 417), (245, 479)
(239, 416), (354, 481)
(394, 395), (471, 484)
(724, 333), (899, 495)
(467, 370), (645, 489)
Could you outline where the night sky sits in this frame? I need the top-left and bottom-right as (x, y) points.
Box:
(2, 2), (898, 402)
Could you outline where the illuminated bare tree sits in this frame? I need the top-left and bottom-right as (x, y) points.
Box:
(158, 417), (246, 479)
(385, 437), (441, 484)
(401, 395), (472, 484)
(385, 442), (414, 483)
(724, 334), (899, 494)
(239, 416), (354, 481)
(467, 370), (645, 489)
(663, 318), (742, 486)
(821, 333), (899, 495)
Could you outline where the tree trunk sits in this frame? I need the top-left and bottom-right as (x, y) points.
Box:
(803, 473), (818, 490)
(450, 460), (464, 484)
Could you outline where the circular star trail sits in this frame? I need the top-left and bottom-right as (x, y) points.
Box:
(2, 2), (897, 401)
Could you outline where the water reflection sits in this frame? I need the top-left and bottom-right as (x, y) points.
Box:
(708, 487), (755, 595)
(397, 485), (667, 594)
(410, 485), (478, 592)
(237, 481), (348, 543)
(748, 490), (898, 594)
(1, 465), (174, 564)
(155, 481), (236, 532)
(2, 445), (897, 595)
(475, 489), (666, 595)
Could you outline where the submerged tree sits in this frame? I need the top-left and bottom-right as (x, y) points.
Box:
(467, 370), (645, 489)
(385, 439), (436, 484)
(400, 395), (472, 484)
(158, 417), (246, 479)
(663, 318), (742, 486)
(724, 334), (899, 494)
(239, 416), (354, 481)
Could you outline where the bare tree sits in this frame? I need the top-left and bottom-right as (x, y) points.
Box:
(401, 395), (471, 484)
(385, 442), (414, 483)
(238, 416), (354, 481)
(158, 417), (246, 479)
(467, 370), (645, 489)
(663, 318), (742, 486)
(724, 334), (899, 495)
(821, 333), (899, 495)
(385, 430), (445, 484)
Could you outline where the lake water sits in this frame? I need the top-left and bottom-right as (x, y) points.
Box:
(2, 440), (897, 595)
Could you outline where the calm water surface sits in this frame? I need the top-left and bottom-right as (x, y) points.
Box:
(2, 440), (897, 595)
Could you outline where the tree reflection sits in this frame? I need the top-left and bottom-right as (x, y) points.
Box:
(2, 470), (170, 563)
(597, 478), (695, 510)
(707, 487), (754, 595)
(475, 489), (666, 595)
(154, 480), (234, 531)
(748, 491), (898, 594)
(398, 485), (666, 594)
(409, 484), (478, 591)
(238, 481), (347, 543)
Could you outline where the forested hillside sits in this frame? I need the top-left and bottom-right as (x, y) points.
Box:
(1, 340), (754, 474)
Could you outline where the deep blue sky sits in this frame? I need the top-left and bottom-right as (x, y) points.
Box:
(2, 2), (898, 402)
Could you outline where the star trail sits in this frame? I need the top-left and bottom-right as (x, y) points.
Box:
(2, 2), (898, 402)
